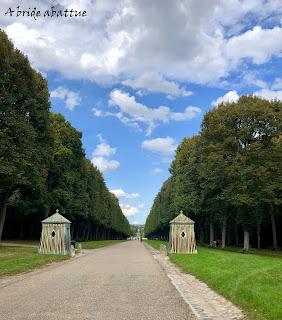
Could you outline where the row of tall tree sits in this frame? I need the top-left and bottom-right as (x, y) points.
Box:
(145, 96), (282, 250)
(0, 30), (131, 241)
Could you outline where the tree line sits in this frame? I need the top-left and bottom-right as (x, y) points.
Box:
(0, 30), (131, 241)
(145, 96), (282, 250)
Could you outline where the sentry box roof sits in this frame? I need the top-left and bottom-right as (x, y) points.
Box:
(169, 211), (195, 225)
(42, 209), (71, 224)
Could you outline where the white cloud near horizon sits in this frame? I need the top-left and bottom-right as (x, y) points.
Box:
(213, 76), (282, 107)
(110, 189), (139, 199)
(212, 90), (240, 106)
(120, 204), (139, 217)
(254, 88), (282, 101)
(50, 86), (81, 110)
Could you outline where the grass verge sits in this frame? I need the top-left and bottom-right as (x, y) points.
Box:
(146, 240), (282, 320)
(1, 240), (39, 246)
(0, 246), (69, 277)
(78, 239), (125, 249)
(145, 239), (168, 250)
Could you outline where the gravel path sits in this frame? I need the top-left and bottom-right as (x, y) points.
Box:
(0, 241), (193, 320)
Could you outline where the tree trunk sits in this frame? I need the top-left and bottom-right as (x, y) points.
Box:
(256, 215), (262, 249)
(270, 206), (277, 250)
(82, 223), (87, 240)
(71, 224), (75, 239)
(0, 193), (9, 241)
(209, 222), (214, 247)
(200, 227), (204, 245)
(20, 222), (24, 239)
(221, 213), (227, 248)
(75, 227), (79, 241)
(86, 224), (90, 240)
(256, 224), (261, 249)
(30, 223), (34, 238)
(244, 230), (249, 251)
(235, 223), (238, 247)
(44, 207), (50, 219)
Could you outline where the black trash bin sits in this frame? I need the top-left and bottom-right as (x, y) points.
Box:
(71, 240), (76, 248)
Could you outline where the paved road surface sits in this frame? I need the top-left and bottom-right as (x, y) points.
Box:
(0, 241), (192, 320)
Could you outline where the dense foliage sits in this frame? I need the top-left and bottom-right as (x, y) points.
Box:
(145, 96), (282, 250)
(0, 31), (130, 241)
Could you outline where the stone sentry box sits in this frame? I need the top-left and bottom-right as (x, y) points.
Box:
(38, 209), (71, 255)
(169, 211), (197, 254)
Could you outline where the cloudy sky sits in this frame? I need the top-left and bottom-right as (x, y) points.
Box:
(1, 0), (282, 224)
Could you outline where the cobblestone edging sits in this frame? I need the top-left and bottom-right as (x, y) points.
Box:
(144, 243), (245, 320)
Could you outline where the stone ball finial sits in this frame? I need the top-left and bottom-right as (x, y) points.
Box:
(180, 210), (183, 214)
(56, 209), (59, 214)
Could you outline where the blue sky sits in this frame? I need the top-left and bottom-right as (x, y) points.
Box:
(1, 0), (282, 224)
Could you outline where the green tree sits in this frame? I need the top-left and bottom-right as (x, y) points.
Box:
(144, 178), (175, 239)
(201, 96), (282, 249)
(170, 136), (208, 243)
(0, 31), (52, 240)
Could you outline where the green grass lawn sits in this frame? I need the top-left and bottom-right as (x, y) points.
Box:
(0, 246), (69, 277)
(215, 246), (282, 258)
(145, 239), (168, 250)
(146, 240), (282, 320)
(1, 240), (39, 247)
(78, 239), (125, 249)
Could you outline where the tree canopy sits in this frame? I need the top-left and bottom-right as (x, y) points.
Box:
(145, 96), (282, 250)
(0, 30), (130, 241)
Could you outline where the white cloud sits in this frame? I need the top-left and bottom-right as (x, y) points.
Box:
(132, 221), (140, 225)
(138, 204), (145, 208)
(254, 89), (282, 101)
(243, 73), (268, 89)
(92, 107), (142, 132)
(212, 85), (282, 108)
(93, 143), (116, 157)
(272, 78), (282, 90)
(122, 72), (192, 97)
(226, 26), (282, 65)
(110, 189), (139, 199)
(149, 168), (163, 176)
(106, 89), (200, 135)
(91, 157), (120, 173)
(120, 204), (139, 217)
(91, 136), (119, 173)
(3, 1), (282, 89)
(50, 86), (81, 110)
(93, 108), (103, 117)
(212, 90), (239, 106)
(142, 137), (177, 154)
